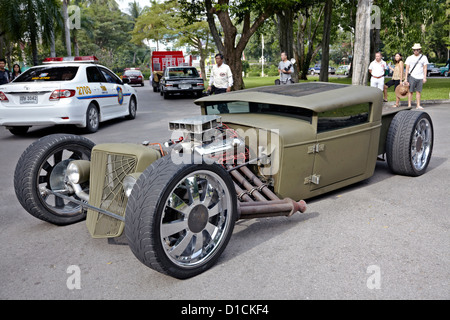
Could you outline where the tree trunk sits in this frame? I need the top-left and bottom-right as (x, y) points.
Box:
(198, 37), (207, 81)
(352, 0), (371, 86)
(277, 8), (297, 82)
(206, 0), (271, 91)
(295, 6), (324, 80)
(30, 25), (38, 65)
(50, 29), (56, 58)
(319, 0), (332, 82)
(205, 0), (225, 55)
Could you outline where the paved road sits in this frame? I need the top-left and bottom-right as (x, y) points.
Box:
(0, 86), (448, 300)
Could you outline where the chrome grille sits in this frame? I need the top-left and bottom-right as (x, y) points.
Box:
(87, 151), (137, 238)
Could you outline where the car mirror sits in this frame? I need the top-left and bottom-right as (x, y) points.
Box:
(122, 78), (130, 84)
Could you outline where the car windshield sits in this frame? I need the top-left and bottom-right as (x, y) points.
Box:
(167, 68), (199, 78)
(13, 66), (78, 82)
(205, 101), (313, 122)
(428, 64), (435, 68)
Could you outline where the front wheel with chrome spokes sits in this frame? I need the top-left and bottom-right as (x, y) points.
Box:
(125, 156), (237, 279)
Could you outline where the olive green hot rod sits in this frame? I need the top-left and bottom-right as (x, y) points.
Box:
(14, 82), (433, 278)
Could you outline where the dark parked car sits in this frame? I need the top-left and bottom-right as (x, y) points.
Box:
(160, 66), (204, 99)
(122, 68), (144, 86)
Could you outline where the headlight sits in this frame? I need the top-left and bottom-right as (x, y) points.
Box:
(66, 160), (91, 184)
(123, 173), (141, 197)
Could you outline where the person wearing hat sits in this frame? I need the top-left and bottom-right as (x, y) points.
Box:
(404, 43), (429, 110)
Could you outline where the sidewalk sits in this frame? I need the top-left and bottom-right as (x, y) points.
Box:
(383, 99), (450, 107)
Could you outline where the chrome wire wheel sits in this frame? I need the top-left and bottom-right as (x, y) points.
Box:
(411, 117), (432, 171)
(160, 170), (233, 268)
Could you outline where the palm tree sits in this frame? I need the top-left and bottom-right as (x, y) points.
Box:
(128, 0), (145, 21)
(0, 0), (24, 65)
(0, 0), (62, 65)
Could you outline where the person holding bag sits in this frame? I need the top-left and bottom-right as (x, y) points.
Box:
(404, 43), (429, 110)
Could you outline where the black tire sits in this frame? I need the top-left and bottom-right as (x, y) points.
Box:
(125, 156), (237, 279)
(125, 96), (137, 120)
(8, 126), (30, 136)
(386, 110), (433, 176)
(163, 91), (169, 99)
(14, 134), (95, 225)
(84, 103), (99, 133)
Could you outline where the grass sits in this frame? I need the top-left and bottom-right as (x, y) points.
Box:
(244, 75), (450, 101)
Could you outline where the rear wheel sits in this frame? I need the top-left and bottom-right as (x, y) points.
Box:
(84, 103), (99, 133)
(125, 156), (237, 279)
(386, 110), (433, 176)
(14, 134), (95, 225)
(125, 96), (137, 120)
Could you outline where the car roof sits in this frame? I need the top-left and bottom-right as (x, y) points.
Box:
(26, 63), (113, 69)
(166, 66), (195, 69)
(195, 82), (382, 113)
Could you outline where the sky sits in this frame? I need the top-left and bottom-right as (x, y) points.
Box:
(117, 0), (151, 13)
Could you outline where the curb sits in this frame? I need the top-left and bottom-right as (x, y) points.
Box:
(383, 99), (450, 107)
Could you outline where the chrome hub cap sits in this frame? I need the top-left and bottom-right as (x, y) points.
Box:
(411, 118), (432, 171)
(160, 170), (232, 268)
(88, 108), (98, 128)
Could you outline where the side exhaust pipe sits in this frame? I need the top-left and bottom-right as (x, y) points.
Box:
(228, 164), (307, 220)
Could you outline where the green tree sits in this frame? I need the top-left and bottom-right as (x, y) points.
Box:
(76, 0), (133, 69)
(131, 0), (174, 50)
(179, 0), (276, 90)
(0, 0), (62, 66)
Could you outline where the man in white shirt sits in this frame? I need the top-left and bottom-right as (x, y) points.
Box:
(368, 52), (387, 97)
(278, 52), (294, 84)
(404, 43), (429, 110)
(207, 53), (233, 94)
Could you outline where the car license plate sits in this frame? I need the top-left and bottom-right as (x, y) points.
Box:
(20, 95), (38, 104)
(179, 84), (191, 90)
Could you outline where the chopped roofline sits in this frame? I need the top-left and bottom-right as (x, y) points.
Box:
(195, 82), (383, 113)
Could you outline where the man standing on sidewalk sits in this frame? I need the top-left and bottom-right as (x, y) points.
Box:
(207, 53), (233, 94)
(0, 59), (11, 85)
(404, 43), (429, 110)
(368, 52), (387, 101)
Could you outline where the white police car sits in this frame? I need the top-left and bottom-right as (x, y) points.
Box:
(0, 56), (137, 135)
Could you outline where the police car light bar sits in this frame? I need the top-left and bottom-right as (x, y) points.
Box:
(43, 56), (99, 64)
